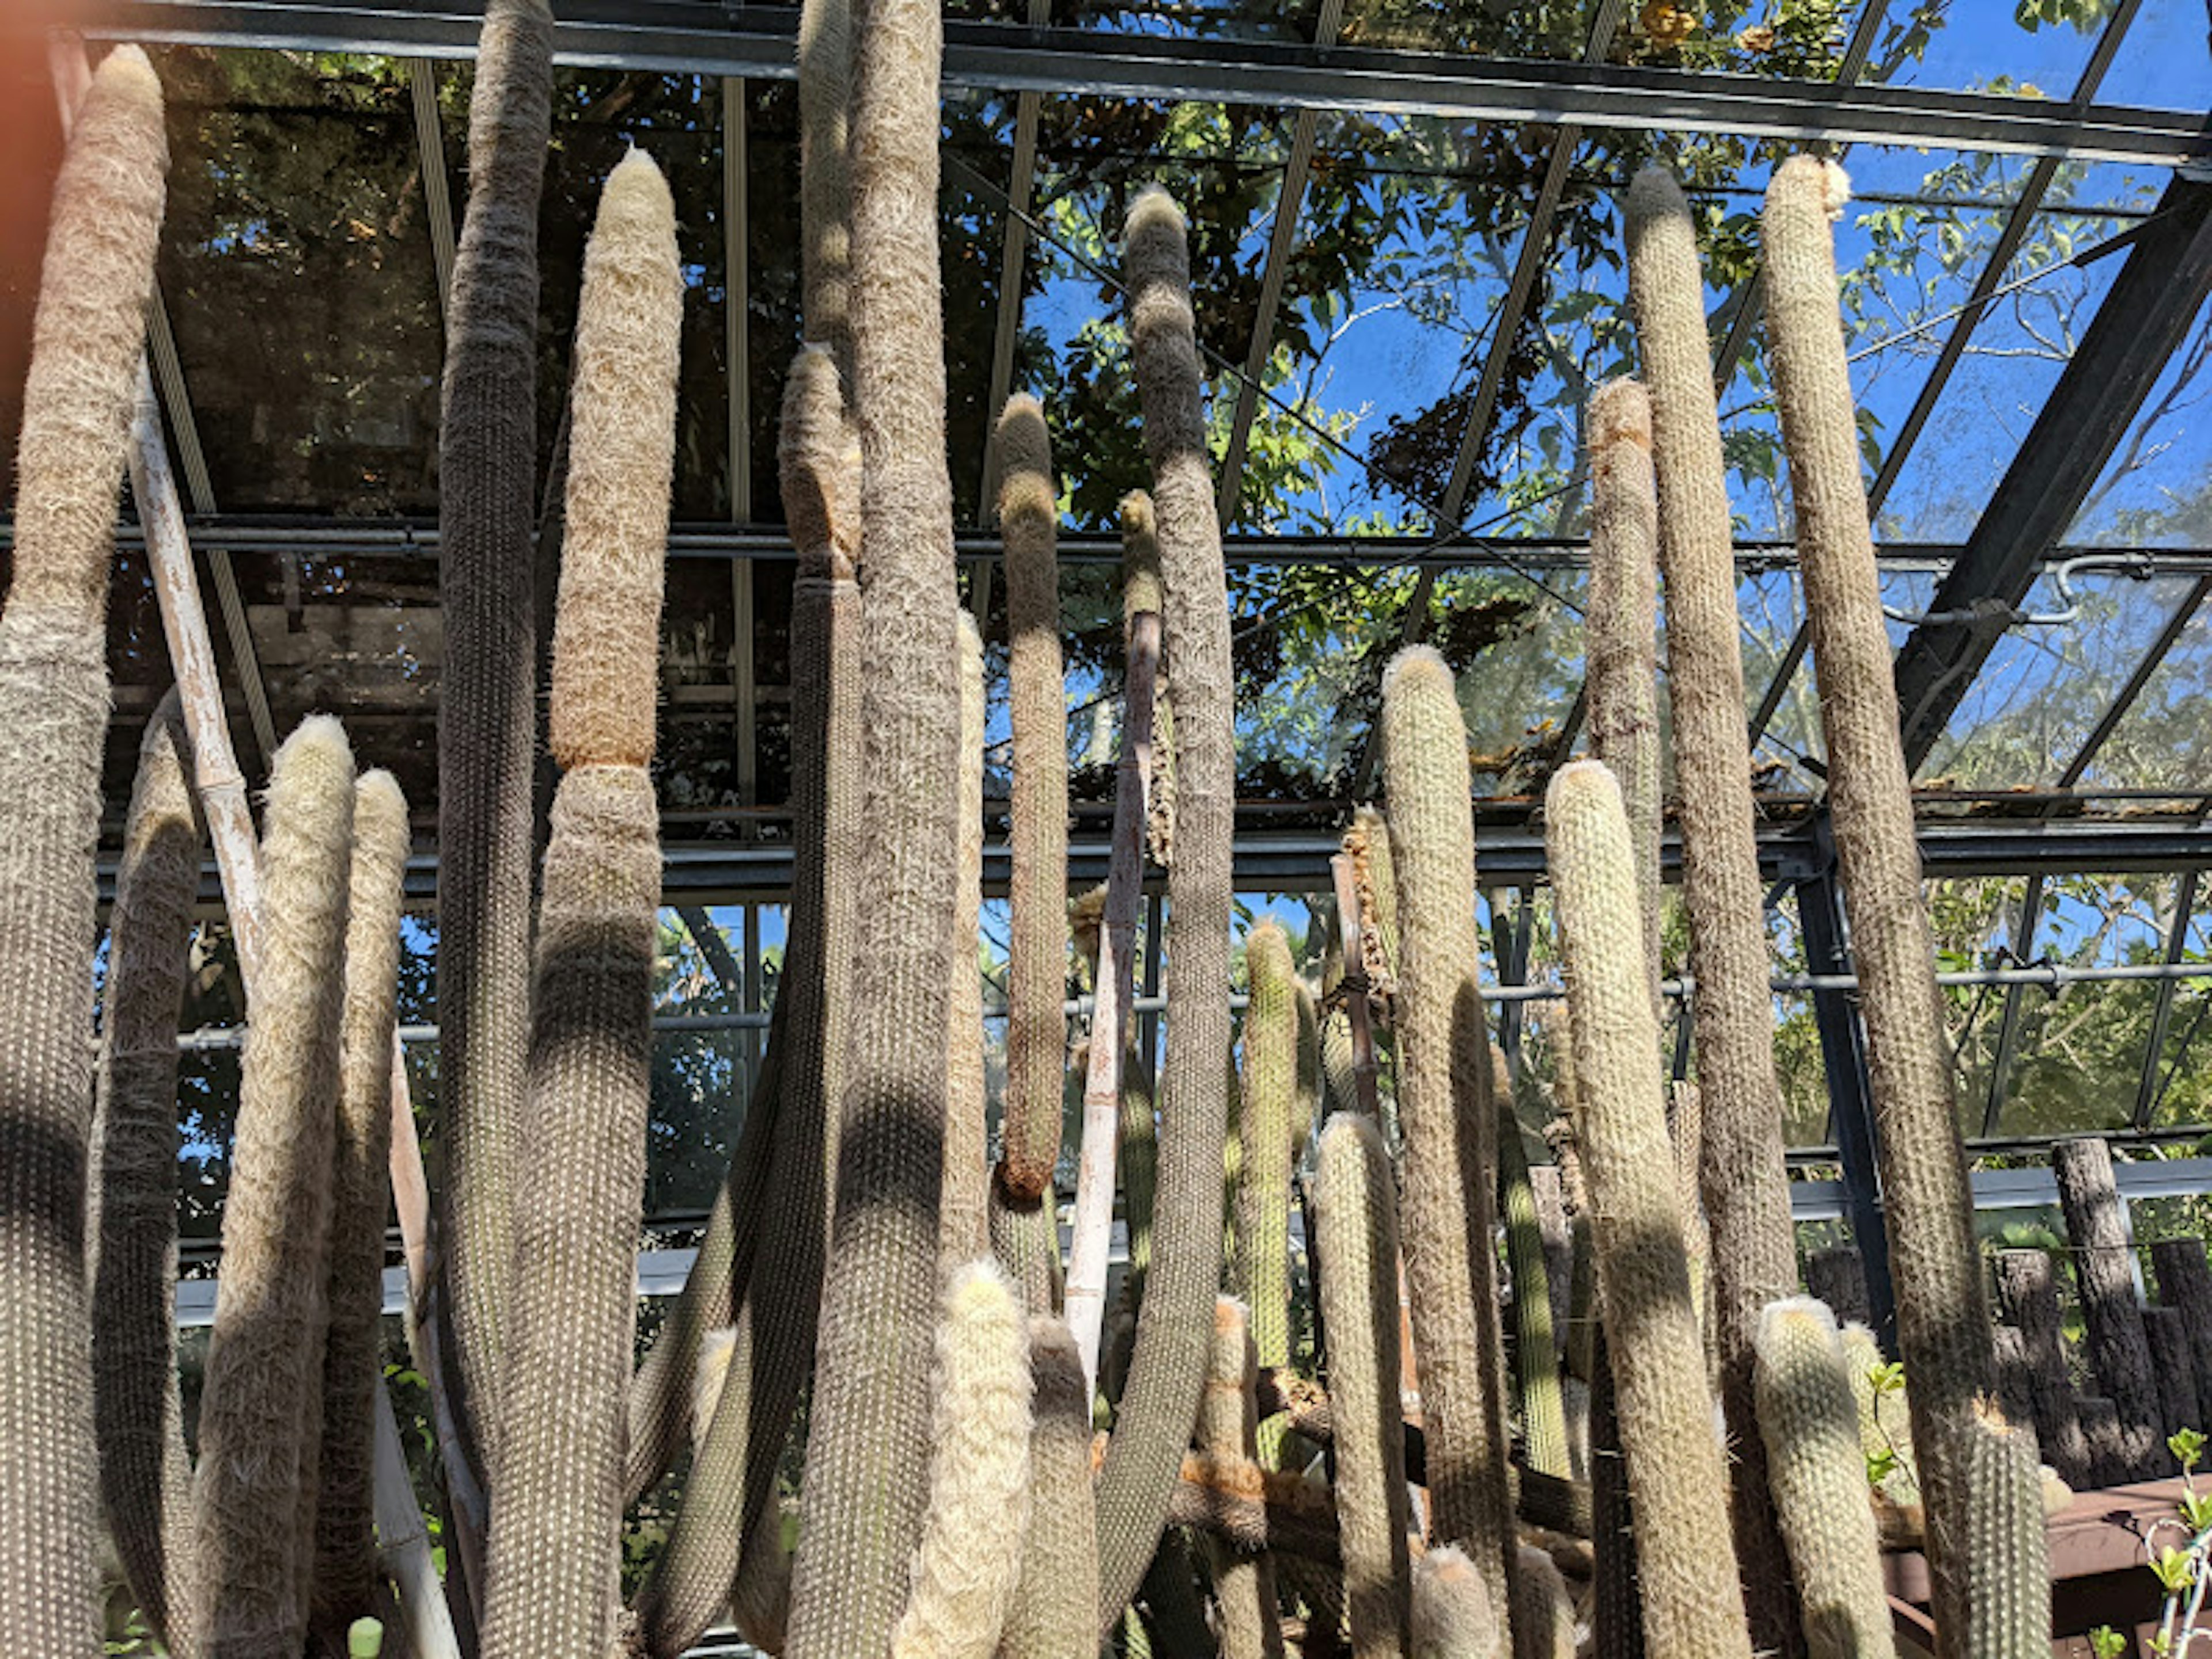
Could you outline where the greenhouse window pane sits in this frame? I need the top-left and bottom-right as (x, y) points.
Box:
(1072, 0), (1323, 46)
(2145, 899), (2212, 1129)
(2081, 596), (2212, 793)
(2063, 292), (2212, 550)
(1921, 570), (2199, 789)
(943, 88), (1020, 527)
(1226, 561), (1416, 795)
(2096, 0), (2212, 112)
(1865, 3), (2112, 99)
(156, 47), (443, 516)
(1449, 566), (1584, 797)
(1926, 873), (2031, 1129)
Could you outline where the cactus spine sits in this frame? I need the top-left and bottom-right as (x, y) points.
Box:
(949, 609), (993, 1268)
(999, 393), (1070, 1205)
(1411, 1548), (1503, 1659)
(92, 698), (202, 1658)
(0, 46), (166, 1659)
(996, 1317), (1100, 1658)
(1200, 1297), (1287, 1659)
(782, 0), (964, 1635)
(479, 147), (680, 1659)
(1624, 168), (1801, 1649)
(1376, 646), (1517, 1617)
(435, 0), (554, 1479)
(1498, 1089), (1567, 1480)
(1236, 920), (1299, 1466)
(1764, 156), (1994, 1649)
(889, 1262), (1036, 1659)
(1093, 186), (1233, 1635)
(1958, 1401), (2050, 1659)
(195, 718), (358, 1659)
(1315, 1112), (1413, 1659)
(1546, 759), (1750, 1659)
(310, 771), (412, 1642)
(1509, 1547), (1575, 1659)
(1751, 1299), (1896, 1659)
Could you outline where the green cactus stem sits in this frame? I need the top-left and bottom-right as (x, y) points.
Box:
(1958, 1400), (2050, 1659)
(435, 0), (555, 1481)
(1510, 1547), (1575, 1659)
(1200, 1297), (1286, 1659)
(1764, 156), (1994, 1647)
(0, 45), (167, 1659)
(1499, 1084), (1568, 1480)
(1092, 186), (1233, 1637)
(1236, 921), (1299, 1468)
(996, 1317), (1100, 1658)
(1546, 759), (1750, 1659)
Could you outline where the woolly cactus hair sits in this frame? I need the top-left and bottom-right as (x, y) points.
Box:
(781, 343), (861, 581)
(91, 696), (202, 1658)
(796, 0), (854, 376)
(996, 1316), (1099, 1659)
(550, 149), (684, 771)
(948, 607), (991, 1266)
(311, 770), (414, 1642)
(1764, 150), (1991, 1639)
(1410, 1548), (1503, 1659)
(998, 395), (1069, 1207)
(196, 717), (359, 1658)
(1509, 1546), (1576, 1659)
(1196, 1296), (1283, 1659)
(1544, 759), (1751, 1659)
(889, 1261), (1036, 1659)
(1376, 645), (1515, 1620)
(1122, 490), (1164, 620)
(1120, 490), (1175, 868)
(1751, 1298), (1896, 1659)
(1956, 1399), (2051, 1659)
(1342, 804), (1399, 1006)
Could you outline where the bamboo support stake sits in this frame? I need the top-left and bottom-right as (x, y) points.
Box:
(46, 36), (468, 1654)
(1067, 495), (1163, 1395)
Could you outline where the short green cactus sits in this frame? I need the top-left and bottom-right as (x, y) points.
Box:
(1957, 1400), (2051, 1659)
(1198, 1297), (1284, 1659)
(1234, 921), (1298, 1467)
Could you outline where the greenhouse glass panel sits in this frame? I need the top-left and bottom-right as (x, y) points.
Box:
(2063, 291), (2212, 550)
(2144, 898), (2212, 1131)
(2097, 0), (2212, 112)
(1865, 3), (2114, 99)
(2078, 597), (2212, 793)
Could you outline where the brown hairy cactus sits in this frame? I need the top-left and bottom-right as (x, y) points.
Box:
(1546, 759), (1750, 1659)
(781, 0), (964, 1638)
(948, 609), (993, 1267)
(310, 771), (412, 1643)
(1092, 186), (1234, 1635)
(998, 394), (1070, 1206)
(435, 0), (555, 1481)
(0, 45), (167, 1659)
(1624, 165), (1800, 1650)
(1199, 1297), (1286, 1659)
(479, 146), (680, 1659)
(996, 1317), (1100, 1658)
(1377, 645), (1517, 1618)
(1764, 154), (1993, 1648)
(195, 718), (358, 1659)
(1411, 1547), (1502, 1659)
(92, 697), (203, 1658)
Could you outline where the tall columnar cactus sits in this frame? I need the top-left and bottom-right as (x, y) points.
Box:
(782, 0), (964, 1637)
(1411, 1548), (1502, 1659)
(1583, 376), (1663, 1018)
(435, 0), (554, 1480)
(1344, 804), (1400, 1009)
(310, 771), (413, 1643)
(1751, 1299), (1897, 1659)
(1840, 1322), (1921, 1517)
(948, 609), (993, 1267)
(0, 46), (166, 1659)
(478, 147), (680, 1659)
(1958, 1401), (2050, 1659)
(1236, 920), (1298, 1465)
(1092, 186), (1233, 1635)
(1376, 646), (1517, 1616)
(1764, 156), (1994, 1644)
(1546, 759), (1750, 1659)
(1624, 166), (1801, 1650)
(92, 698), (202, 1658)
(999, 394), (1070, 1205)
(1199, 1297), (1286, 1659)
(1510, 1547), (1576, 1659)
(888, 1262), (1035, 1659)
(1313, 1112), (1412, 1659)
(997, 1317), (1099, 1658)
(1498, 1084), (1567, 1480)
(195, 718), (358, 1659)
(797, 0), (854, 385)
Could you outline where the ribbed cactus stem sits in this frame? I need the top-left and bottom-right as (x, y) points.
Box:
(798, 0), (854, 383)
(999, 394), (1070, 1205)
(1958, 1400), (2050, 1659)
(1509, 1547), (1576, 1659)
(1092, 186), (1232, 1635)
(1499, 1089), (1567, 1479)
(311, 771), (413, 1642)
(1200, 1297), (1286, 1659)
(1546, 759), (1750, 1659)
(1751, 1298), (1897, 1659)
(1376, 646), (1516, 1617)
(1315, 1113), (1412, 1659)
(1411, 1548), (1502, 1659)
(0, 46), (166, 1659)
(995, 1317), (1099, 1658)
(1840, 1322), (1921, 1515)
(1625, 166), (1800, 1650)
(888, 1262), (1035, 1659)
(1764, 156), (1992, 1649)
(479, 146), (679, 1659)
(949, 609), (991, 1266)
(195, 717), (358, 1659)
(782, 0), (962, 1635)
(92, 697), (202, 1658)
(435, 0), (554, 1480)
(1236, 921), (1298, 1467)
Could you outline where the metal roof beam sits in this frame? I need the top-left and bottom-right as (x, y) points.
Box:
(1891, 173), (2212, 772)
(81, 1), (2212, 166)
